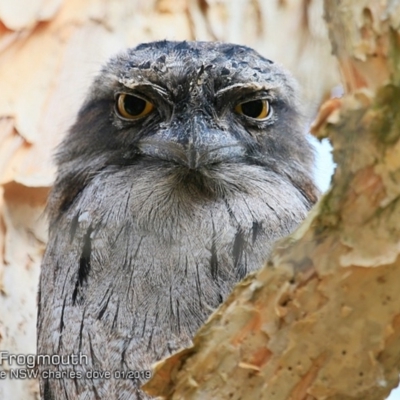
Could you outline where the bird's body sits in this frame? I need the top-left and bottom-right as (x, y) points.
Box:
(37, 41), (318, 399)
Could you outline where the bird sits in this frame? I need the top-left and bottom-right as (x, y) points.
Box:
(37, 40), (319, 400)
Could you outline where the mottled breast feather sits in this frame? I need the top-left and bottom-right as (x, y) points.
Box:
(37, 40), (319, 400)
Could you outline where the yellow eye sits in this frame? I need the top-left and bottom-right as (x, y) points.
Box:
(235, 99), (270, 120)
(116, 93), (154, 119)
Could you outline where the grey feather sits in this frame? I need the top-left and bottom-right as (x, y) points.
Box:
(37, 40), (319, 399)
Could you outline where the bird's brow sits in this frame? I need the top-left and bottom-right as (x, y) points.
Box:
(118, 79), (170, 99)
(215, 83), (280, 100)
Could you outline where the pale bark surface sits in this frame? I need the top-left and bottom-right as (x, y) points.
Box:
(0, 1), (338, 399)
(143, 1), (400, 399)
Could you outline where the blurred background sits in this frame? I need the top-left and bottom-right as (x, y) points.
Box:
(0, 0), (391, 399)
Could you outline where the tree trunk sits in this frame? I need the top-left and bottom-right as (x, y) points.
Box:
(0, 1), (337, 399)
(144, 1), (400, 399)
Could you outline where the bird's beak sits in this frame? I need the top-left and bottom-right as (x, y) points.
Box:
(138, 115), (245, 169)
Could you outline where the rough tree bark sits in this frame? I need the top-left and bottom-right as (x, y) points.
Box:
(144, 1), (400, 399)
(0, 1), (338, 399)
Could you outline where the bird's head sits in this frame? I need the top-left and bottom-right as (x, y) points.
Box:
(50, 41), (318, 218)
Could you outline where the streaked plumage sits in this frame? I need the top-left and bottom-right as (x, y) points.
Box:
(38, 40), (318, 399)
